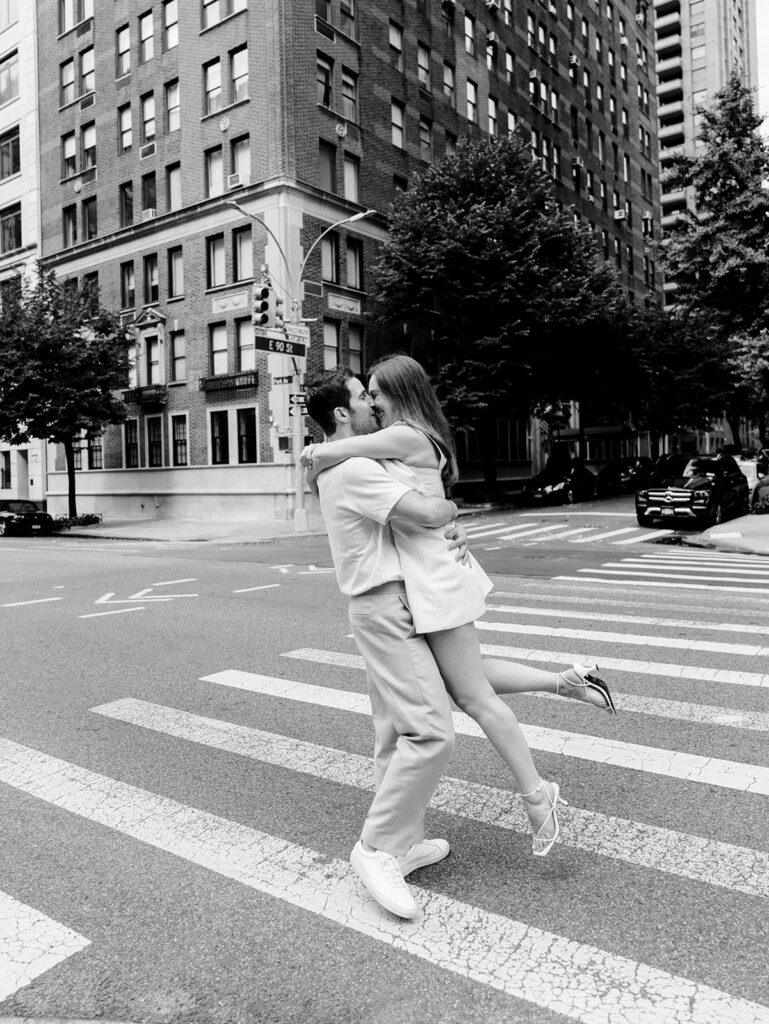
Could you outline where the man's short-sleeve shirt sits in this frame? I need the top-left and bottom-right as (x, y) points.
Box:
(317, 457), (412, 596)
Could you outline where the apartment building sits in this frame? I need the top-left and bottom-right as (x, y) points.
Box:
(0, 1), (47, 504)
(36, 0), (660, 519)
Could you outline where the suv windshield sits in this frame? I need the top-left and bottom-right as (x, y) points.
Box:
(650, 457), (717, 483)
(3, 501), (40, 513)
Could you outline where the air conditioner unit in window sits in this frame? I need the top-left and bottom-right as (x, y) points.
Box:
(529, 69), (539, 79)
(573, 157), (585, 168)
(487, 31), (499, 43)
(139, 142), (156, 159)
(142, 208), (157, 221)
(568, 54), (580, 66)
(227, 173), (244, 188)
(620, 35), (629, 47)
(635, 13), (645, 25)
(486, 0), (500, 9)
(642, 210), (652, 220)
(613, 209), (627, 220)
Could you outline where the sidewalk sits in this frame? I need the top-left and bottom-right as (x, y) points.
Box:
(683, 513), (769, 556)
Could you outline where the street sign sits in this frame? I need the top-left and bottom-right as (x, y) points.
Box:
(289, 393), (306, 406)
(253, 333), (306, 357)
(272, 375), (293, 384)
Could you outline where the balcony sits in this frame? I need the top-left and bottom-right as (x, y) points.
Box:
(654, 11), (681, 34)
(656, 54), (682, 80)
(657, 77), (683, 102)
(123, 384), (168, 406)
(659, 98), (684, 125)
(656, 33), (681, 59)
(658, 121), (685, 144)
(654, 0), (680, 16)
(662, 210), (687, 230)
(199, 371), (259, 393)
(661, 188), (687, 210)
(659, 143), (685, 164)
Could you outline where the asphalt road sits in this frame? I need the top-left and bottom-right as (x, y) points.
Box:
(0, 508), (767, 1024)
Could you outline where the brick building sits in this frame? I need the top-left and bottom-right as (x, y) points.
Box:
(36, 0), (660, 519)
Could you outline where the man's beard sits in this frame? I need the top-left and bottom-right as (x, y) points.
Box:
(351, 410), (382, 436)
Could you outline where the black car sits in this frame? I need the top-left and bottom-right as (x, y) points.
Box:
(0, 499), (56, 536)
(635, 454), (749, 528)
(522, 460), (598, 506)
(596, 456), (654, 496)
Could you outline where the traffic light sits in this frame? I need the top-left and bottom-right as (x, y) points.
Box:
(274, 294), (284, 330)
(253, 282), (273, 327)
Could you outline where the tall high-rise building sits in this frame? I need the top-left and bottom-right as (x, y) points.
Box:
(34, 1), (660, 519)
(0, 0), (47, 503)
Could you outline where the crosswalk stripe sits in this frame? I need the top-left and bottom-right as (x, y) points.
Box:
(208, 667), (769, 794)
(579, 567), (769, 584)
(476, 619), (767, 657)
(285, 640), (769, 691)
(572, 526), (639, 542)
(91, 697), (769, 899)
(1, 739), (764, 1024)
(485, 603), (769, 637)
(521, 526), (597, 542)
(496, 523), (577, 540)
(555, 575), (769, 596)
(612, 529), (674, 544)
(0, 890), (90, 1001)
(639, 551), (769, 565)
(612, 559), (769, 577)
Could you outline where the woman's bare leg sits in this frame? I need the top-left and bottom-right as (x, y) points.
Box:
(483, 657), (616, 712)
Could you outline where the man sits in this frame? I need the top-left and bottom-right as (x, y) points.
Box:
(305, 366), (463, 920)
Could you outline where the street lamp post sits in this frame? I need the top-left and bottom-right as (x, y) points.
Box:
(226, 201), (377, 531)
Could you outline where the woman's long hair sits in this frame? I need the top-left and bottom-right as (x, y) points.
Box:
(367, 354), (458, 489)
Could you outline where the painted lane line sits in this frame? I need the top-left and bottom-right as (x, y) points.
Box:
(522, 527), (598, 543)
(578, 568), (769, 585)
(286, 640), (769, 692)
(79, 607), (146, 619)
(572, 527), (640, 543)
(475, 619), (769, 657)
(1, 597), (63, 608)
(520, 511), (638, 517)
(555, 575), (769, 596)
(485, 603), (769, 637)
(610, 560), (769, 577)
(465, 520), (506, 534)
(93, 698), (769, 899)
(484, 546), (503, 551)
(612, 529), (674, 544)
(152, 578), (198, 586)
(640, 554), (769, 566)
(474, 521), (549, 537)
(233, 584), (281, 594)
(0, 890), (90, 1001)
(495, 524), (575, 541)
(1, 741), (763, 1024)
(210, 667), (769, 794)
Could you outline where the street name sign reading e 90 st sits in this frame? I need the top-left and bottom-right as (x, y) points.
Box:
(253, 327), (306, 358)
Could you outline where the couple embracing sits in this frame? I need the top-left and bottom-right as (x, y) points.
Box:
(303, 355), (616, 920)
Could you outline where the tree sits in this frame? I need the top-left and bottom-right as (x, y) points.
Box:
(661, 70), (769, 443)
(0, 267), (129, 516)
(371, 134), (632, 487)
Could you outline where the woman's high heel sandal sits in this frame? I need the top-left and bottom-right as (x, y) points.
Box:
(557, 662), (617, 715)
(520, 779), (567, 857)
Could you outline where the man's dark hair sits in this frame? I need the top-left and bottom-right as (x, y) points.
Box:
(305, 365), (354, 436)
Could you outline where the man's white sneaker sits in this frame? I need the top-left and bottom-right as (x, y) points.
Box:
(350, 841), (419, 919)
(398, 838), (450, 877)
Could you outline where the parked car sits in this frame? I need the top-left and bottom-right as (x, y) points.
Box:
(635, 454), (749, 528)
(522, 460), (598, 506)
(596, 456), (654, 496)
(751, 473), (769, 512)
(735, 455), (769, 497)
(0, 499), (56, 536)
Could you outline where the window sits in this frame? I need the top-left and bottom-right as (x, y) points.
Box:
(116, 26), (131, 76)
(164, 0), (178, 49)
(466, 80), (477, 123)
(464, 14), (475, 57)
(141, 93), (156, 142)
(168, 246), (184, 297)
(0, 127), (18, 180)
(202, 0), (246, 30)
(505, 50), (514, 85)
(118, 104), (132, 151)
(319, 140), (336, 191)
(0, 0), (17, 31)
(348, 324), (363, 375)
(81, 123), (96, 169)
(441, 1), (453, 36)
(144, 254), (158, 303)
(204, 60), (222, 114)
(346, 238), (362, 290)
(119, 182), (133, 226)
(166, 162), (181, 210)
(341, 68), (357, 120)
(233, 227), (252, 281)
(488, 97), (497, 137)
(87, 434), (103, 470)
(389, 22), (403, 72)
(142, 171), (156, 212)
(317, 54), (333, 107)
(80, 47), (94, 94)
(237, 408), (257, 463)
(692, 43), (706, 61)
(63, 205), (77, 247)
(62, 132), (76, 178)
(146, 336), (161, 385)
(165, 80), (180, 132)
(231, 46), (248, 103)
(60, 58), (74, 105)
(236, 318), (254, 371)
(206, 234), (225, 287)
(417, 44), (430, 90)
(209, 324), (228, 376)
(231, 135), (250, 181)
(211, 410), (229, 464)
(486, 39), (495, 72)
(171, 415), (187, 466)
(391, 100), (404, 147)
(622, 107), (629, 139)
(343, 153), (359, 202)
(81, 197), (96, 240)
(323, 319), (339, 369)
(120, 261), (135, 307)
(147, 416), (163, 467)
(205, 146), (223, 196)
(419, 116), (432, 161)
(170, 330), (186, 381)
(124, 420), (139, 468)
(139, 12), (154, 63)
(321, 234), (338, 283)
(339, 0), (354, 37)
(443, 63), (455, 108)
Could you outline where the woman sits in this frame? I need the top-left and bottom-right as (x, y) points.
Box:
(301, 354), (615, 857)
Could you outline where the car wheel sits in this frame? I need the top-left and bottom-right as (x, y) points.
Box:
(636, 513), (654, 527)
(0, 520), (5, 536)
(710, 501), (724, 526)
(563, 487), (575, 505)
